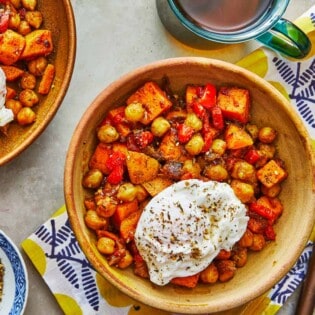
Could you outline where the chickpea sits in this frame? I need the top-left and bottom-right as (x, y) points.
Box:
(211, 139), (226, 156)
(246, 123), (259, 140)
(18, 20), (31, 35)
(28, 57), (48, 76)
(135, 185), (148, 202)
(84, 210), (107, 230)
(257, 143), (276, 161)
(184, 112), (202, 132)
(17, 107), (36, 125)
(249, 233), (266, 251)
(182, 159), (201, 178)
(118, 250), (133, 269)
(216, 249), (231, 260)
(25, 11), (43, 29)
(258, 126), (277, 144)
(151, 116), (170, 137)
(231, 160), (256, 183)
(238, 229), (254, 248)
(20, 72), (37, 90)
(96, 196), (117, 218)
(200, 263), (219, 284)
(117, 183), (138, 202)
(97, 125), (119, 143)
(9, 12), (21, 30)
(5, 99), (22, 118)
(261, 183), (281, 198)
(204, 164), (228, 181)
(215, 260), (236, 282)
(97, 237), (116, 255)
(185, 133), (204, 156)
(82, 169), (104, 189)
(230, 180), (254, 203)
(19, 89), (39, 107)
(22, 0), (37, 11)
(231, 247), (247, 267)
(124, 102), (145, 122)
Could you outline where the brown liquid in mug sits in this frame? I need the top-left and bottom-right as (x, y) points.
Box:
(174, 0), (273, 33)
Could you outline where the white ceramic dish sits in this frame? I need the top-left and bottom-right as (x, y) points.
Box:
(0, 230), (28, 315)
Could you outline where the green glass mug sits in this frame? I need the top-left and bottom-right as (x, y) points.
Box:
(156, 0), (311, 59)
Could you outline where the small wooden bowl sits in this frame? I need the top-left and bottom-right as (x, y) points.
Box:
(64, 57), (315, 314)
(0, 0), (76, 166)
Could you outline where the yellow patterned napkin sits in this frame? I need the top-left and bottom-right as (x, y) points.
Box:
(21, 6), (315, 315)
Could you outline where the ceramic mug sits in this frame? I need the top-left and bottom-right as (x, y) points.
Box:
(156, 0), (311, 59)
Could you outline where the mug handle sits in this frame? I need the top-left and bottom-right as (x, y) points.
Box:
(256, 19), (311, 59)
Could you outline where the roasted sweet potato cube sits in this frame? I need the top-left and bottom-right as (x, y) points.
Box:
(112, 199), (139, 228)
(159, 130), (182, 161)
(120, 209), (142, 242)
(225, 123), (253, 150)
(142, 176), (174, 196)
(171, 273), (200, 288)
(256, 160), (287, 188)
(0, 30), (25, 65)
(38, 64), (55, 94)
(127, 81), (172, 125)
(20, 30), (53, 60)
(126, 151), (160, 184)
(1, 66), (24, 81)
(185, 85), (199, 104)
(217, 87), (250, 123)
(88, 143), (112, 175)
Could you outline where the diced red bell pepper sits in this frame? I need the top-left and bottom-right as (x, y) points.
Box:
(201, 113), (219, 152)
(191, 101), (206, 119)
(133, 131), (154, 149)
(249, 202), (276, 221)
(201, 113), (212, 152)
(200, 83), (216, 109)
(211, 106), (224, 130)
(264, 225), (276, 241)
(105, 151), (126, 171)
(0, 11), (9, 33)
(107, 164), (124, 184)
(99, 117), (112, 127)
(126, 133), (140, 151)
(244, 149), (260, 164)
(177, 123), (194, 143)
(107, 106), (126, 125)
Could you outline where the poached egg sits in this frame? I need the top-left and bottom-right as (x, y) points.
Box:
(134, 179), (249, 286)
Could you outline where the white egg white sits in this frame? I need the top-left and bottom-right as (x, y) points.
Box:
(134, 179), (249, 286)
(0, 68), (13, 127)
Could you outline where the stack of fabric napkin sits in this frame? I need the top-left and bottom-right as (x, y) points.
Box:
(22, 6), (315, 315)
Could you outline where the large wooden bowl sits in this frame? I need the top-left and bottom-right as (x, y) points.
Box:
(64, 57), (315, 314)
(0, 0), (76, 166)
